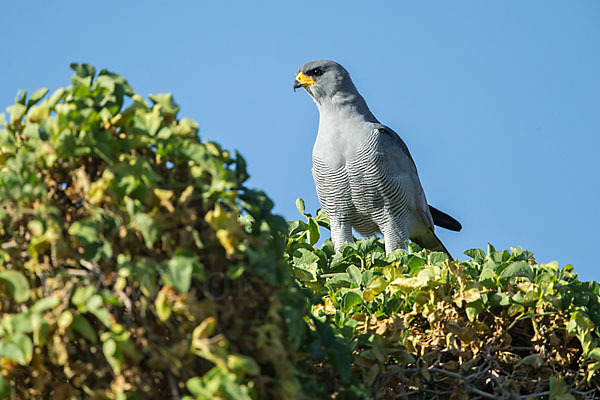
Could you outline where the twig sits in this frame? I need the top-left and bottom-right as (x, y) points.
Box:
(519, 391), (549, 399)
(167, 372), (180, 400)
(429, 368), (463, 380)
(429, 367), (497, 399)
(470, 387), (497, 399)
(395, 390), (419, 398)
(114, 289), (132, 317)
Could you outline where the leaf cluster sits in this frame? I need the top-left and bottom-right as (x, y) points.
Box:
(287, 201), (600, 399)
(0, 65), (339, 399)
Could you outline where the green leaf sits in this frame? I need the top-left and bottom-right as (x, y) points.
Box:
(0, 341), (26, 365)
(68, 220), (99, 245)
(27, 88), (49, 107)
(498, 260), (534, 282)
(0, 375), (10, 399)
(588, 347), (600, 361)
(488, 292), (510, 306)
(341, 290), (363, 312)
(0, 270), (30, 302)
(72, 286), (95, 308)
(70, 313), (98, 343)
(86, 294), (103, 311)
(102, 337), (123, 374)
(549, 376), (576, 400)
(7, 313), (33, 333)
(287, 220), (308, 237)
(131, 213), (158, 248)
(6, 103), (26, 125)
(173, 118), (199, 137)
(47, 87), (66, 107)
(465, 300), (484, 322)
(465, 248), (486, 261)
(160, 255), (193, 293)
(292, 247), (321, 281)
(479, 268), (497, 289)
(227, 354), (260, 377)
(70, 63), (96, 78)
(296, 198), (306, 216)
(293, 248), (320, 269)
(90, 307), (112, 328)
(98, 69), (134, 96)
(346, 265), (362, 287)
(149, 93), (180, 116)
(315, 208), (330, 229)
(307, 217), (320, 246)
(293, 264), (319, 282)
(30, 296), (60, 313)
(325, 273), (353, 289)
(186, 377), (205, 396)
(15, 90), (27, 105)
(134, 107), (162, 136)
(428, 252), (448, 266)
(31, 313), (50, 346)
(11, 333), (33, 364)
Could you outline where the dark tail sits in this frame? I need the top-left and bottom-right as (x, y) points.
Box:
(429, 205), (462, 232)
(411, 229), (453, 259)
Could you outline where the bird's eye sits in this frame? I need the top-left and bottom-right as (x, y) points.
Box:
(312, 68), (324, 77)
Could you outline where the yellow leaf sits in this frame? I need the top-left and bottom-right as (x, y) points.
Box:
(205, 204), (245, 256)
(362, 290), (375, 302)
(193, 317), (217, 340)
(463, 288), (481, 303)
(389, 275), (428, 292)
(154, 188), (175, 212)
(155, 287), (172, 321)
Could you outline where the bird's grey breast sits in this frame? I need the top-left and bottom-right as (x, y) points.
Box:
(312, 125), (392, 235)
(311, 123), (352, 219)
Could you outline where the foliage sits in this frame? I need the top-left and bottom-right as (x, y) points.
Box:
(0, 65), (349, 399)
(287, 200), (600, 399)
(2, 63), (599, 400)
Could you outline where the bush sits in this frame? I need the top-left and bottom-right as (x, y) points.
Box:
(2, 64), (598, 400)
(287, 200), (600, 399)
(0, 64), (354, 399)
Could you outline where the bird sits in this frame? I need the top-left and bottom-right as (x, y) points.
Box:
(293, 60), (461, 257)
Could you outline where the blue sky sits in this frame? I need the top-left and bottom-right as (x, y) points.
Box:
(2, 1), (599, 280)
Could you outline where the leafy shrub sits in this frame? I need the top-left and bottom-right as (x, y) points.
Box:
(0, 65), (353, 399)
(288, 200), (600, 399)
(3, 63), (598, 400)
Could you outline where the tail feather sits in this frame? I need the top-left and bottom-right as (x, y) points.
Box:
(429, 205), (462, 232)
(411, 229), (453, 259)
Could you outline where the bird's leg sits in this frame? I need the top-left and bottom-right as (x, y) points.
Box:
(381, 219), (409, 255)
(330, 219), (354, 252)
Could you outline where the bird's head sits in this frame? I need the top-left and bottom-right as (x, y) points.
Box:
(293, 60), (353, 102)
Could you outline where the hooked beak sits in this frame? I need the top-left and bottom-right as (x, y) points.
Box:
(293, 72), (316, 92)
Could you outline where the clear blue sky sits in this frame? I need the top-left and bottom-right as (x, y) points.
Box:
(2, 1), (599, 280)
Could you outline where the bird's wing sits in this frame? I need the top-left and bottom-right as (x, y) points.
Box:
(375, 125), (419, 171)
(374, 125), (434, 228)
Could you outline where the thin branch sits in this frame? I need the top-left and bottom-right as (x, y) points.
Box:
(519, 391), (549, 399)
(167, 372), (180, 400)
(395, 390), (419, 398)
(470, 387), (498, 399)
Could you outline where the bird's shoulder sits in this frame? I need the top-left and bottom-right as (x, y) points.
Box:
(371, 124), (418, 171)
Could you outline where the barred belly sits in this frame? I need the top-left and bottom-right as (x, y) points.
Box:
(312, 129), (408, 238)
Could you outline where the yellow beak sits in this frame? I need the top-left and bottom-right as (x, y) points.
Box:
(293, 72), (317, 91)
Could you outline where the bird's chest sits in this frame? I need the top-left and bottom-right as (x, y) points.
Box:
(312, 130), (384, 209)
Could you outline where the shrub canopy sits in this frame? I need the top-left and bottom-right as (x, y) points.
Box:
(1, 64), (599, 400)
(288, 199), (600, 399)
(0, 64), (351, 399)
